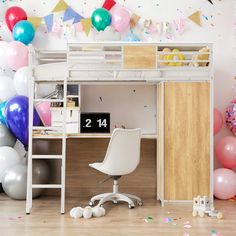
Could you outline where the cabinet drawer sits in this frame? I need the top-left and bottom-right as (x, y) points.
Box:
(51, 108), (79, 123)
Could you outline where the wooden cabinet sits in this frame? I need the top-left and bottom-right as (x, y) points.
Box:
(157, 82), (211, 202)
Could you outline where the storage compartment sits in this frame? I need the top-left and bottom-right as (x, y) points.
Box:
(123, 46), (157, 69)
(51, 107), (80, 134)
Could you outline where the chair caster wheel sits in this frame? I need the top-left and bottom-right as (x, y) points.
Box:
(128, 204), (134, 209)
(88, 201), (94, 207)
(138, 201), (143, 206)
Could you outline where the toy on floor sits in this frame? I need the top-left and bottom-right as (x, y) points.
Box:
(190, 47), (209, 67)
(159, 48), (186, 66)
(70, 205), (106, 219)
(192, 195), (223, 219)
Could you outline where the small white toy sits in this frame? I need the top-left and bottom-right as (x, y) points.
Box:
(70, 205), (106, 219)
(70, 207), (84, 218)
(192, 195), (223, 219)
(83, 206), (93, 219)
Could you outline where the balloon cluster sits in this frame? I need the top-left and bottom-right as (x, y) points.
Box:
(0, 6), (51, 200)
(91, 5), (130, 36)
(5, 6), (35, 45)
(213, 108), (236, 200)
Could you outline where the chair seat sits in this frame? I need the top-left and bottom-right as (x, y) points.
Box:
(89, 162), (103, 170)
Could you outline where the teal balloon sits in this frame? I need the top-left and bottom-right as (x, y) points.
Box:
(0, 101), (7, 127)
(91, 8), (111, 31)
(13, 20), (35, 45)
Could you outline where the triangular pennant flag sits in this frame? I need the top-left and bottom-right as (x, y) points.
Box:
(81, 18), (91, 36)
(102, 0), (116, 10)
(44, 14), (54, 32)
(188, 11), (201, 26)
(52, 0), (69, 12)
(73, 12), (84, 24)
(130, 13), (141, 28)
(63, 7), (83, 24)
(28, 16), (42, 30)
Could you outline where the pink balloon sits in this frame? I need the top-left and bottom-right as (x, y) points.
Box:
(214, 168), (236, 200)
(35, 102), (51, 126)
(214, 108), (223, 135)
(6, 41), (28, 70)
(111, 5), (130, 32)
(215, 136), (236, 169)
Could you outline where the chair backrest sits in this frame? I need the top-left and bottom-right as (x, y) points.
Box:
(101, 128), (141, 176)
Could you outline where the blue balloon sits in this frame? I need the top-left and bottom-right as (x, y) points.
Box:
(5, 96), (40, 147)
(124, 32), (140, 42)
(0, 101), (8, 127)
(13, 20), (35, 45)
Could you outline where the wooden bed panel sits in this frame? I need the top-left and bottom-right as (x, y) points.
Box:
(34, 139), (156, 199)
(123, 46), (157, 69)
(164, 82), (210, 200)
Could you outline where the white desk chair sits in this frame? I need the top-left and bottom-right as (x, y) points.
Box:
(89, 128), (143, 209)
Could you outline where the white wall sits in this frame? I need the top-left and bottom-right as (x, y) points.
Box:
(2, 0), (236, 166)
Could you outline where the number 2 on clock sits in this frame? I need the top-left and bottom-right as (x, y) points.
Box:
(85, 119), (92, 127)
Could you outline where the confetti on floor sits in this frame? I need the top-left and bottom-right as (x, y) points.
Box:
(144, 216), (153, 223)
(164, 217), (173, 223)
(211, 229), (224, 236)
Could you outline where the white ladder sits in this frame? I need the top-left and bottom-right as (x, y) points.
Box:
(26, 73), (68, 214)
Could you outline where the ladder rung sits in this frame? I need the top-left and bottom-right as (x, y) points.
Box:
(34, 99), (64, 103)
(32, 155), (63, 159)
(32, 184), (62, 189)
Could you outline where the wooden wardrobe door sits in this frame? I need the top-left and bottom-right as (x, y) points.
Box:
(164, 82), (210, 200)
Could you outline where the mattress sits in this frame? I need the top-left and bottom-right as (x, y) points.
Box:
(33, 62), (161, 81)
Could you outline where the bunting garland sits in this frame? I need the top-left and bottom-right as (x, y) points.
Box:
(27, 17), (42, 30)
(52, 0), (69, 12)
(81, 18), (92, 36)
(44, 14), (54, 32)
(188, 11), (202, 26)
(23, 0), (205, 39)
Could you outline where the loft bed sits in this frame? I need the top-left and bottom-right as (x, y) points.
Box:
(28, 42), (213, 138)
(26, 42), (214, 213)
(29, 42), (213, 84)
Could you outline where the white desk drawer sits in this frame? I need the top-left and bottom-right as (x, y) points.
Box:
(51, 108), (79, 123)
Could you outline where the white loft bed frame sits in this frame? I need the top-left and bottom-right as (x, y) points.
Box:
(26, 42), (214, 214)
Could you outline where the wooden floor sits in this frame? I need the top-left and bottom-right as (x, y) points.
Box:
(0, 194), (235, 236)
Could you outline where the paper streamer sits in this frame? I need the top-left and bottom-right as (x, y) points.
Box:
(44, 14), (54, 32)
(188, 11), (202, 26)
(52, 0), (69, 12)
(102, 0), (116, 10)
(81, 18), (92, 36)
(28, 17), (42, 30)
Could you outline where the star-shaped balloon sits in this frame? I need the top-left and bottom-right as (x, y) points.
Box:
(207, 0), (213, 5)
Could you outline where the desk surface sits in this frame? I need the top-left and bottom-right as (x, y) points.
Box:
(32, 133), (157, 139)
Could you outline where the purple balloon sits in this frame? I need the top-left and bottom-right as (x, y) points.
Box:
(5, 96), (40, 146)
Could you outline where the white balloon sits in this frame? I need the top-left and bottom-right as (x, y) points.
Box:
(37, 84), (56, 98)
(0, 41), (8, 69)
(0, 76), (16, 101)
(0, 3), (7, 21)
(0, 22), (13, 42)
(0, 146), (22, 182)
(14, 67), (31, 96)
